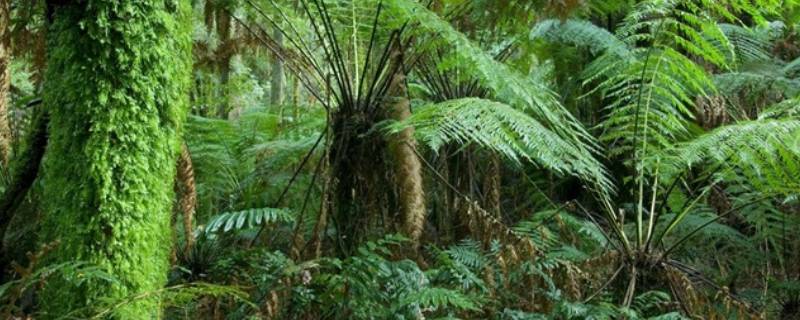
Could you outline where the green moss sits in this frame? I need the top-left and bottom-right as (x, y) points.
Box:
(38, 1), (191, 318)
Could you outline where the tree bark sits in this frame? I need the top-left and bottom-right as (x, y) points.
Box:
(175, 143), (196, 255)
(270, 27), (284, 107)
(0, 0), (12, 167)
(483, 154), (501, 217)
(388, 71), (426, 250)
(38, 1), (192, 317)
(215, 8), (232, 118)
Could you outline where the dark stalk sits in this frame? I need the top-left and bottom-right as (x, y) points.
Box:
(302, 0), (347, 108)
(248, 129), (327, 248)
(265, 0), (326, 77)
(357, 1), (383, 105)
(230, 11), (331, 111)
(250, 0), (325, 81)
(313, 0), (354, 108)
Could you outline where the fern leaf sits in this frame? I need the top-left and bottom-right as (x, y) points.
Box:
(389, 97), (612, 191)
(205, 208), (293, 233)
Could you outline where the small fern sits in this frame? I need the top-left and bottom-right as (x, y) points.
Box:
(205, 208), (293, 233)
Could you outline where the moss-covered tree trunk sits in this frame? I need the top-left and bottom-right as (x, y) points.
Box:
(38, 1), (191, 318)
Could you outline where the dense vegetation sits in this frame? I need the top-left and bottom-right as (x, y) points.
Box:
(2, 0), (800, 319)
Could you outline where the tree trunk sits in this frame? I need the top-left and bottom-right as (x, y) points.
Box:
(216, 8), (232, 118)
(0, 0), (11, 167)
(175, 143), (196, 255)
(0, 106), (47, 278)
(483, 154), (501, 217)
(388, 71), (426, 250)
(38, 1), (192, 318)
(270, 27), (284, 107)
(292, 75), (300, 118)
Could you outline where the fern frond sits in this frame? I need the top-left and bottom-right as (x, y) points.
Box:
(389, 98), (612, 191)
(386, 0), (602, 161)
(655, 119), (800, 195)
(716, 23), (774, 66)
(400, 287), (480, 312)
(758, 98), (800, 120)
(530, 19), (631, 58)
(617, 0), (732, 68)
(444, 239), (486, 269)
(714, 71), (800, 100)
(205, 208), (293, 233)
(586, 47), (712, 159)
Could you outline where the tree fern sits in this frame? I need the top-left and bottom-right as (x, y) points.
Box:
(385, 0), (603, 164)
(714, 71), (800, 101)
(616, 0), (733, 68)
(534, 12), (717, 162)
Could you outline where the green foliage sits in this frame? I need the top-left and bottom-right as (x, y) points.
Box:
(86, 283), (253, 320)
(0, 261), (118, 318)
(530, 19), (630, 58)
(386, 0), (606, 184)
(185, 106), (324, 223)
(389, 98), (611, 190)
(655, 119), (800, 195)
(311, 235), (481, 319)
(9, 0), (800, 318)
(205, 207), (293, 233)
(9, 59), (35, 106)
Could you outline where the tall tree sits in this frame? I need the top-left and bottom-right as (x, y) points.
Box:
(37, 0), (191, 317)
(215, 5), (233, 118)
(0, 0), (11, 167)
(270, 26), (284, 106)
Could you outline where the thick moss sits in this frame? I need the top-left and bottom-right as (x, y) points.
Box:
(38, 1), (191, 318)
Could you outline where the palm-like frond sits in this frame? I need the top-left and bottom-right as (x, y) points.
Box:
(586, 47), (712, 159)
(714, 71), (800, 102)
(715, 23), (774, 67)
(386, 0), (600, 154)
(616, 0), (734, 68)
(534, 9), (721, 162)
(383, 0), (612, 194)
(388, 98), (612, 191)
(655, 119), (800, 196)
(530, 19), (631, 58)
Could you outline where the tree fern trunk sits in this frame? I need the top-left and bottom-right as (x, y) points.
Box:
(0, 1), (11, 167)
(175, 143), (196, 255)
(38, 1), (191, 318)
(388, 71), (426, 249)
(483, 153), (501, 217)
(307, 154), (330, 259)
